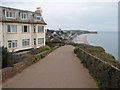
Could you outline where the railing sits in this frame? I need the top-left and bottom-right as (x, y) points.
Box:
(79, 48), (120, 71)
(74, 47), (120, 88)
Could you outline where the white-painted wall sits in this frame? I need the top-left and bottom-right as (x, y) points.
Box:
(1, 23), (45, 52)
(0, 23), (3, 47)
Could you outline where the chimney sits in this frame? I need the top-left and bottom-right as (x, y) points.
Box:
(35, 7), (42, 14)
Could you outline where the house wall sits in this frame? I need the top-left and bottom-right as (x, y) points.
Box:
(0, 6), (46, 52)
(2, 23), (45, 52)
(0, 23), (3, 47)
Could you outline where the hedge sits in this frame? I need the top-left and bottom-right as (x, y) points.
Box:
(2, 46), (59, 83)
(74, 47), (120, 88)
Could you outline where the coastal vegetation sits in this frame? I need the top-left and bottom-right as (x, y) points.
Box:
(74, 44), (120, 69)
(72, 43), (120, 88)
(2, 47), (23, 68)
(2, 45), (52, 68)
(46, 29), (97, 45)
(67, 30), (97, 34)
(2, 45), (59, 82)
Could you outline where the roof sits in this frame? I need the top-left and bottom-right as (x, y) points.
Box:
(0, 6), (47, 25)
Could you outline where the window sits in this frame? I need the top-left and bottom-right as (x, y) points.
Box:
(21, 13), (28, 19)
(6, 10), (15, 18)
(38, 26), (44, 32)
(22, 39), (30, 46)
(22, 25), (30, 32)
(34, 38), (36, 45)
(33, 26), (36, 33)
(8, 40), (17, 48)
(34, 16), (41, 20)
(38, 38), (44, 44)
(7, 25), (17, 33)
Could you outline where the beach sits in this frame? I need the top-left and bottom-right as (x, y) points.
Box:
(72, 34), (89, 44)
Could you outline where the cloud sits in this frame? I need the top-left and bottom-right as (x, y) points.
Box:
(1, 0), (118, 31)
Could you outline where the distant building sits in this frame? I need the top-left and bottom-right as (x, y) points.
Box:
(0, 6), (47, 52)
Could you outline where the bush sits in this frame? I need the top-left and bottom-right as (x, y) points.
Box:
(46, 42), (58, 47)
(39, 45), (51, 52)
(74, 47), (79, 54)
(20, 53), (31, 58)
(2, 47), (21, 68)
(67, 42), (78, 46)
(32, 57), (38, 63)
(29, 48), (39, 54)
(40, 54), (46, 59)
(74, 44), (120, 69)
(74, 47), (120, 88)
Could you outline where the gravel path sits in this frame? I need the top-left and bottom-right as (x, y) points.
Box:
(3, 45), (98, 88)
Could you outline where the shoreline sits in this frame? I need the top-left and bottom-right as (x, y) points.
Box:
(72, 33), (119, 61)
(72, 34), (90, 44)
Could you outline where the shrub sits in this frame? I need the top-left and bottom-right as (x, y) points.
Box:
(67, 42), (78, 46)
(40, 54), (46, 59)
(74, 46), (120, 88)
(32, 57), (38, 63)
(20, 53), (31, 58)
(74, 47), (79, 54)
(29, 48), (39, 54)
(39, 45), (51, 52)
(46, 42), (58, 47)
(2, 47), (21, 68)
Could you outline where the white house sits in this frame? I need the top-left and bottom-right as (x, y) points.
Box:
(0, 6), (47, 52)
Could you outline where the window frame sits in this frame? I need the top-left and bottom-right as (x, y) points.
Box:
(7, 25), (17, 33)
(22, 39), (30, 47)
(5, 10), (15, 18)
(22, 25), (30, 33)
(38, 26), (44, 33)
(38, 38), (44, 45)
(20, 13), (28, 20)
(8, 40), (17, 48)
(34, 15), (42, 21)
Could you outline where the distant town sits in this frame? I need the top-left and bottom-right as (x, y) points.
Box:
(46, 29), (97, 43)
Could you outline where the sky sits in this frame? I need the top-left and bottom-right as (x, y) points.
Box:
(0, 0), (119, 31)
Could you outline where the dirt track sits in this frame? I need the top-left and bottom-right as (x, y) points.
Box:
(3, 45), (98, 88)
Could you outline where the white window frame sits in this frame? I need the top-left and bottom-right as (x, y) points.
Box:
(8, 40), (17, 48)
(22, 39), (30, 46)
(34, 16), (41, 21)
(38, 26), (44, 33)
(5, 10), (15, 18)
(22, 25), (30, 32)
(20, 13), (28, 20)
(38, 38), (44, 45)
(7, 25), (17, 33)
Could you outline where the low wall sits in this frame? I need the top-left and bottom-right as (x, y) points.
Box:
(74, 48), (120, 88)
(2, 46), (59, 83)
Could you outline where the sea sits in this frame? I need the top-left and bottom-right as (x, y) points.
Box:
(87, 31), (119, 61)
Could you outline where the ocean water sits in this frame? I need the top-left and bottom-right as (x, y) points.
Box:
(87, 31), (119, 61)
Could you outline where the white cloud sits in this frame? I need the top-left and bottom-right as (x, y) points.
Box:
(0, 0), (118, 31)
(1, 0), (119, 2)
